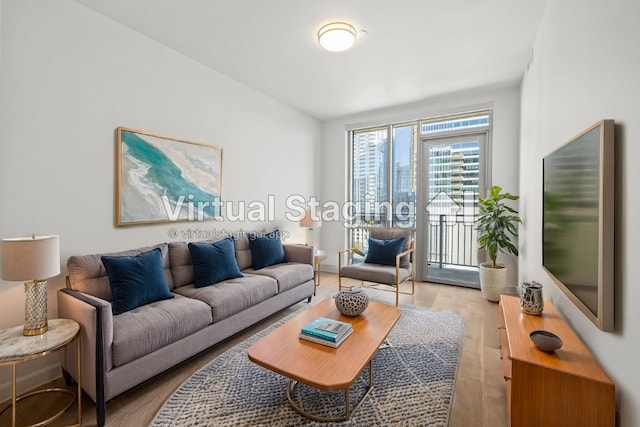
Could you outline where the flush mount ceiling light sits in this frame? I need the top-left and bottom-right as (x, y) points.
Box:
(317, 22), (357, 52)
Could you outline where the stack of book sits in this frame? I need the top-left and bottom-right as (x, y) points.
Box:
(299, 317), (353, 348)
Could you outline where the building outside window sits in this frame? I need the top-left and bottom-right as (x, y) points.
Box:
(348, 111), (490, 287)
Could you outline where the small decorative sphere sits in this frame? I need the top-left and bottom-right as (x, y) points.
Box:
(335, 287), (369, 316)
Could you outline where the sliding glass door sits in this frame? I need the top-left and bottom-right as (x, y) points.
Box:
(419, 133), (486, 288)
(347, 110), (490, 286)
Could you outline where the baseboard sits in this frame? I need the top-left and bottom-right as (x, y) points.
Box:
(319, 264), (338, 274)
(0, 362), (62, 403)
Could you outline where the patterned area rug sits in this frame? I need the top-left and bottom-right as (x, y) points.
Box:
(150, 304), (465, 426)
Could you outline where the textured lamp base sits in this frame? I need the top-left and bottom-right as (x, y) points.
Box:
(24, 280), (48, 336)
(305, 228), (314, 247)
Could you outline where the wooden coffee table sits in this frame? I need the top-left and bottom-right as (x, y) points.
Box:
(247, 298), (401, 421)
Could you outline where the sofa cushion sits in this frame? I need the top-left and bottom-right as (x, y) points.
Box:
(173, 274), (278, 322)
(101, 248), (174, 315)
(248, 232), (286, 270)
(233, 234), (252, 270)
(188, 238), (243, 287)
(168, 241), (193, 288)
(111, 293), (212, 367)
(244, 263), (314, 293)
(67, 243), (173, 301)
(364, 237), (405, 266)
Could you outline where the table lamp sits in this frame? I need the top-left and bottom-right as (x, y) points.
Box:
(2, 234), (60, 336)
(299, 210), (321, 247)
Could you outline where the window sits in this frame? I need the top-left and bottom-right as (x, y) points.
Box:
(420, 112), (490, 135)
(392, 123), (417, 228)
(349, 124), (417, 229)
(351, 127), (389, 226)
(348, 111), (490, 254)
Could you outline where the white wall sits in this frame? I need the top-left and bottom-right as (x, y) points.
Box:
(0, 0), (320, 398)
(519, 1), (640, 424)
(320, 85), (522, 286)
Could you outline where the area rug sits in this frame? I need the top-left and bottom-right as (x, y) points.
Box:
(150, 304), (465, 426)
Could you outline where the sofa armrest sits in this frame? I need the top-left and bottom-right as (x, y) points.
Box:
(57, 287), (113, 422)
(283, 244), (313, 265)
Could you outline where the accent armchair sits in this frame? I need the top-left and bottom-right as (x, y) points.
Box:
(338, 228), (415, 306)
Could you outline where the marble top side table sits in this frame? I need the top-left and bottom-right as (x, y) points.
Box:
(0, 318), (81, 427)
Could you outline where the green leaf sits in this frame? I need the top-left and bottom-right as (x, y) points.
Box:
(352, 247), (365, 257)
(476, 185), (521, 264)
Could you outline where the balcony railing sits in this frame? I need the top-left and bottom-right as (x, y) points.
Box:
(427, 213), (478, 268)
(347, 213), (478, 269)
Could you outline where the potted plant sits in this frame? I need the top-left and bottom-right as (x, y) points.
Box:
(476, 185), (521, 301)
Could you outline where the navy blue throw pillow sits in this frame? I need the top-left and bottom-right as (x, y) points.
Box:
(188, 238), (243, 288)
(364, 237), (405, 266)
(248, 232), (286, 270)
(101, 248), (173, 315)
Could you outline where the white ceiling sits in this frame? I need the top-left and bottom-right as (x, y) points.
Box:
(74, 0), (547, 121)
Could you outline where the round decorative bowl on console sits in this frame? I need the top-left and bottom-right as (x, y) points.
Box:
(530, 330), (563, 352)
(334, 287), (369, 316)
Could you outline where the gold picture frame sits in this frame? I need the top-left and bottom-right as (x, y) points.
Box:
(116, 126), (223, 226)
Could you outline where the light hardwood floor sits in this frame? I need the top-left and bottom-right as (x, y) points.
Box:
(1, 273), (508, 426)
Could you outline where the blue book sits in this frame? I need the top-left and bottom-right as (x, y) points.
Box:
(300, 317), (352, 342)
(299, 327), (354, 348)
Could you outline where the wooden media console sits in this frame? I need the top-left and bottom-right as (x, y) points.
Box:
(498, 295), (615, 427)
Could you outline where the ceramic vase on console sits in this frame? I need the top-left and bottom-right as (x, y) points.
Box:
(335, 287), (369, 316)
(520, 281), (544, 315)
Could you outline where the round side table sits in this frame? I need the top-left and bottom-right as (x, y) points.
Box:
(0, 319), (81, 427)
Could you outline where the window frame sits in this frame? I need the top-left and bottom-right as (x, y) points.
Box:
(347, 110), (491, 250)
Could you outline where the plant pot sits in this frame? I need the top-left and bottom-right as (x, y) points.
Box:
(479, 262), (506, 302)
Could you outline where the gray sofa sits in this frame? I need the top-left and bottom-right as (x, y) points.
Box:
(57, 233), (315, 427)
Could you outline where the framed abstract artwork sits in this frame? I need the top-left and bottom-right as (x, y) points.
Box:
(116, 127), (223, 226)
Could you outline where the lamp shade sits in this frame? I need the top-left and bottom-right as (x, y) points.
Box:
(300, 211), (321, 228)
(318, 22), (357, 52)
(2, 235), (60, 281)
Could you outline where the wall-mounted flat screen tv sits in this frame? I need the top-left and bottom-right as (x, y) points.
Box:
(542, 119), (614, 331)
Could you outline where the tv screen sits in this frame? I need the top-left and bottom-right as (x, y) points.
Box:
(542, 120), (614, 331)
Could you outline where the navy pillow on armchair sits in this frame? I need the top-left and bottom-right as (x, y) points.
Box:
(364, 237), (405, 266)
(101, 248), (174, 315)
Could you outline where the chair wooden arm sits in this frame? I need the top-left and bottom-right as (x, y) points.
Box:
(396, 248), (416, 268)
(338, 248), (355, 274)
(394, 243), (415, 268)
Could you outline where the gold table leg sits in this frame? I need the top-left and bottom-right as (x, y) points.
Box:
(12, 363), (16, 427)
(286, 359), (374, 421)
(0, 331), (82, 426)
(313, 255), (327, 296)
(77, 332), (82, 427)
